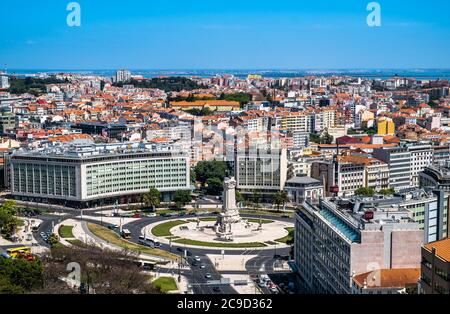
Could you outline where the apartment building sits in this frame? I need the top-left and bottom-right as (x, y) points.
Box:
(8, 142), (190, 208)
(311, 156), (389, 197)
(295, 199), (423, 294)
(420, 238), (450, 294)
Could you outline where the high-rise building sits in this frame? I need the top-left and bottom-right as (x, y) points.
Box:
(8, 142), (190, 208)
(373, 146), (411, 190)
(235, 148), (288, 197)
(405, 143), (434, 187)
(0, 74), (9, 89)
(114, 69), (132, 83)
(295, 199), (423, 294)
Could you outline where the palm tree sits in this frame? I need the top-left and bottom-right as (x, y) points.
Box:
(141, 188), (161, 211)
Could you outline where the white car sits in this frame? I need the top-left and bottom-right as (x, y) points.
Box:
(146, 213), (157, 217)
(194, 256), (201, 262)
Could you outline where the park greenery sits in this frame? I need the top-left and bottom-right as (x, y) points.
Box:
(219, 92), (252, 106)
(113, 77), (206, 92)
(193, 160), (229, 195)
(87, 223), (179, 261)
(58, 225), (74, 238)
(309, 132), (334, 144)
(141, 188), (161, 210)
(153, 277), (178, 293)
(8, 76), (67, 96)
(0, 257), (43, 293)
(0, 200), (19, 239)
(354, 187), (376, 197)
(273, 191), (289, 211)
(173, 190), (193, 209)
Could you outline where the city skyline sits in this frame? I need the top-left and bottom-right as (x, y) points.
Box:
(2, 0), (450, 69)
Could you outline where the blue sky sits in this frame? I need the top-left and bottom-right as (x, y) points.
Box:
(1, 0), (450, 69)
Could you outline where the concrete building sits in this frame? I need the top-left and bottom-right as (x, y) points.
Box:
(295, 199), (423, 294)
(405, 143), (434, 187)
(0, 74), (9, 89)
(0, 109), (15, 135)
(311, 156), (389, 197)
(235, 148), (288, 197)
(8, 142), (190, 208)
(373, 146), (412, 190)
(420, 161), (450, 192)
(114, 69), (132, 83)
(285, 176), (323, 204)
(377, 117), (395, 136)
(420, 238), (450, 294)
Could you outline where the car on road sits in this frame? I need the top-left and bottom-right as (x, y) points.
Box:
(212, 286), (221, 293)
(281, 214), (291, 218)
(146, 213), (157, 217)
(200, 263), (206, 269)
(194, 256), (201, 262)
(192, 261), (198, 267)
(205, 273), (212, 279)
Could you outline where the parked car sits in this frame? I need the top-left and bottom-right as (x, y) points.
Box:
(194, 256), (201, 262)
(200, 263), (206, 269)
(205, 273), (212, 279)
(212, 286), (221, 293)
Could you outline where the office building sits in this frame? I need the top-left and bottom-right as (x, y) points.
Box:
(420, 161), (450, 192)
(8, 142), (190, 208)
(373, 146), (411, 190)
(420, 238), (450, 294)
(406, 143), (433, 187)
(114, 69), (132, 83)
(235, 148), (288, 197)
(295, 199), (423, 294)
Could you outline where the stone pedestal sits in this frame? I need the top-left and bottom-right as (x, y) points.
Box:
(216, 177), (241, 240)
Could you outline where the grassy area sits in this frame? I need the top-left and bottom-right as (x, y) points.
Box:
(58, 225), (74, 238)
(151, 220), (188, 237)
(16, 219), (25, 227)
(87, 223), (179, 261)
(153, 277), (178, 293)
(173, 238), (267, 248)
(275, 227), (295, 244)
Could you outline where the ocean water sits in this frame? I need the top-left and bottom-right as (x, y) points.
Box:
(6, 69), (450, 80)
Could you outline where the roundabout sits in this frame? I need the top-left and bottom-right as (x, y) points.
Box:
(142, 177), (294, 250)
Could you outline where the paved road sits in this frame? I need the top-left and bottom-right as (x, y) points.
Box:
(2, 209), (294, 295)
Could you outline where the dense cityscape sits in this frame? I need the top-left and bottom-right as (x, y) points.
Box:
(0, 68), (449, 296)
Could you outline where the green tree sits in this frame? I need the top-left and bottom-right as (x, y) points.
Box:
(0, 200), (18, 239)
(379, 188), (395, 196)
(206, 177), (223, 196)
(0, 258), (43, 293)
(141, 188), (161, 210)
(354, 187), (376, 197)
(252, 190), (261, 211)
(235, 191), (244, 204)
(47, 234), (60, 247)
(273, 191), (289, 211)
(194, 160), (228, 186)
(173, 190), (192, 209)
